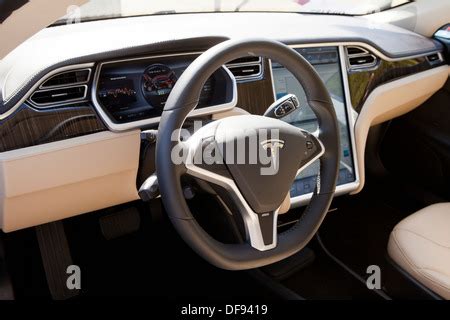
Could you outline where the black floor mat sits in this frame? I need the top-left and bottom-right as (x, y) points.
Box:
(4, 177), (431, 299)
(5, 200), (281, 299)
(62, 202), (280, 298)
(279, 175), (440, 300)
(2, 228), (50, 298)
(2, 198), (282, 298)
(319, 197), (404, 277)
(280, 238), (382, 300)
(317, 178), (424, 296)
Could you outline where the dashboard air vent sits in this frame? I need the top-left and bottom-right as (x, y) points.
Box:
(426, 53), (444, 65)
(226, 57), (263, 82)
(228, 56), (261, 65)
(40, 69), (91, 88)
(346, 46), (378, 70)
(227, 64), (261, 78)
(346, 47), (368, 56)
(349, 55), (376, 67)
(29, 67), (92, 108)
(30, 86), (87, 107)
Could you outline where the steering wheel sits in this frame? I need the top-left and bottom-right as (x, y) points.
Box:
(156, 38), (340, 270)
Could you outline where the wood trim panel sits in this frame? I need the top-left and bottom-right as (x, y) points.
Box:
(0, 103), (106, 153)
(235, 60), (275, 115)
(348, 58), (445, 113)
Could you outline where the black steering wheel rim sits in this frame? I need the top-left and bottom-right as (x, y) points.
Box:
(156, 38), (340, 270)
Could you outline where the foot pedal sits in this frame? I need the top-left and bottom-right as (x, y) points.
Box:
(262, 247), (315, 281)
(99, 207), (141, 240)
(36, 221), (79, 300)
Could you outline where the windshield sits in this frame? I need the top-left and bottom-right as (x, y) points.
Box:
(55, 0), (412, 24)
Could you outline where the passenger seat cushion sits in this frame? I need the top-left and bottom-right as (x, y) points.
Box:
(388, 203), (450, 299)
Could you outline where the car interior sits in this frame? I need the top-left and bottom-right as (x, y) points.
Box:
(0, 0), (450, 300)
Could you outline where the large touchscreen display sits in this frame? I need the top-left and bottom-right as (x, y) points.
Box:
(272, 47), (355, 198)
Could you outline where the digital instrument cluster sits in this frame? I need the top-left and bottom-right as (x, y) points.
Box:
(95, 55), (234, 124)
(141, 64), (178, 109)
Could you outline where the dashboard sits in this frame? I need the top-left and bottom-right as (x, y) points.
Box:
(0, 12), (448, 231)
(90, 45), (358, 203)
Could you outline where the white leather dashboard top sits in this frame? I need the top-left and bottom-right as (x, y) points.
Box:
(0, 12), (442, 114)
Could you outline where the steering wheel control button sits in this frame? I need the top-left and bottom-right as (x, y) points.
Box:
(183, 186), (196, 200)
(263, 93), (300, 119)
(275, 101), (295, 117)
(291, 95), (299, 107)
(274, 105), (286, 117)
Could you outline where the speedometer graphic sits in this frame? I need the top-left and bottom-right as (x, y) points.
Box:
(141, 64), (178, 109)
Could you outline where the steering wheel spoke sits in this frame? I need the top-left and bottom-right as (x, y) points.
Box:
(296, 129), (325, 176)
(184, 131), (279, 251)
(187, 162), (279, 251)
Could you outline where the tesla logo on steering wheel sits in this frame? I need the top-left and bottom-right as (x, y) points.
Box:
(261, 139), (285, 153)
(261, 139), (285, 175)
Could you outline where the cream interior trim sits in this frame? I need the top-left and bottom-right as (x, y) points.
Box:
(352, 65), (448, 195)
(0, 130), (140, 232)
(388, 203), (450, 299)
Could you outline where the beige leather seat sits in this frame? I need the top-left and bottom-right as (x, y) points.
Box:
(388, 203), (450, 299)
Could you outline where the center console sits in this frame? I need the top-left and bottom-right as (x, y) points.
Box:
(270, 46), (359, 205)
